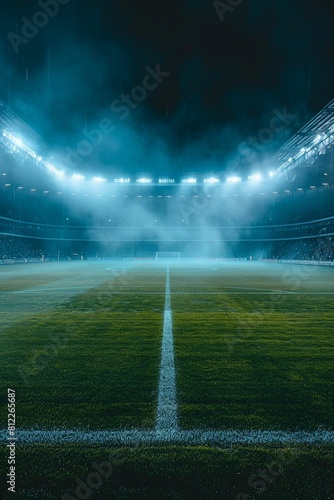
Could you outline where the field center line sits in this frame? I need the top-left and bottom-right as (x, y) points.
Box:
(155, 265), (178, 434)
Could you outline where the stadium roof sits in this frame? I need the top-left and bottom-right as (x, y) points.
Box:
(272, 99), (334, 178)
(0, 99), (65, 177)
(0, 99), (50, 156)
(1, 97), (334, 186)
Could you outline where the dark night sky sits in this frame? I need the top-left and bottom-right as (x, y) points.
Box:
(1, 0), (334, 178)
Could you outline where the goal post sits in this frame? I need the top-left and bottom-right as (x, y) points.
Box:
(155, 252), (181, 260)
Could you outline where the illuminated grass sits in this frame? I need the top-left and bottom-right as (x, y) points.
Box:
(0, 261), (333, 498)
(0, 281), (165, 429)
(173, 290), (334, 430)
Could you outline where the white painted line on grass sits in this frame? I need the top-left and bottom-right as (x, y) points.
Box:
(224, 287), (295, 294)
(3, 289), (334, 295)
(155, 265), (178, 434)
(1, 428), (333, 445)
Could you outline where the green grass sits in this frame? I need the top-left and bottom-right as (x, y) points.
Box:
(0, 444), (333, 499)
(172, 285), (334, 430)
(0, 267), (166, 429)
(1, 261), (333, 498)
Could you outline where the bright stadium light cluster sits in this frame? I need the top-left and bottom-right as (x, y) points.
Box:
(1, 130), (65, 179)
(272, 99), (334, 177)
(114, 178), (130, 183)
(158, 178), (175, 184)
(0, 128), (277, 187)
(137, 178), (152, 184)
(72, 173), (85, 181)
(248, 173), (263, 182)
(204, 177), (219, 184)
(182, 177), (197, 184)
(44, 162), (64, 178)
(92, 176), (107, 183)
(2, 130), (35, 158)
(0, 108), (278, 187)
(226, 176), (242, 184)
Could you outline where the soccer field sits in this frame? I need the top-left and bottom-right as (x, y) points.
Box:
(0, 260), (333, 499)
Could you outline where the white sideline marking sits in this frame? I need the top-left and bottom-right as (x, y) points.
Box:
(3, 289), (334, 295)
(225, 287), (295, 294)
(155, 265), (178, 433)
(0, 429), (333, 445)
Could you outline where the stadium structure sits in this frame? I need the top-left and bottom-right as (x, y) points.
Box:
(1, 98), (334, 263)
(1, 99), (334, 499)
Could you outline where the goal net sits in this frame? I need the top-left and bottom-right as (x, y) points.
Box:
(155, 252), (181, 260)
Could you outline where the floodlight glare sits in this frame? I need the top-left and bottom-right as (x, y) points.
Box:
(72, 173), (85, 181)
(136, 178), (152, 183)
(226, 176), (241, 184)
(182, 178), (197, 184)
(92, 176), (107, 183)
(13, 137), (22, 147)
(114, 178), (130, 183)
(248, 173), (262, 182)
(3, 130), (22, 146)
(269, 171), (275, 178)
(158, 178), (175, 184)
(204, 177), (219, 184)
(45, 162), (64, 178)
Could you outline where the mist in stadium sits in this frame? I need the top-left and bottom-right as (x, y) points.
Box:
(1, 1), (334, 499)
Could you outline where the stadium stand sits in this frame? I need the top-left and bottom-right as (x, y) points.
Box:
(1, 99), (334, 262)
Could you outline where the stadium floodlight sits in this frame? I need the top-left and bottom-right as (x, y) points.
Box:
(11, 136), (22, 147)
(226, 176), (241, 184)
(3, 130), (38, 160)
(45, 162), (64, 178)
(182, 177), (197, 184)
(92, 176), (107, 183)
(248, 173), (262, 182)
(3, 130), (22, 147)
(72, 173), (85, 181)
(158, 178), (175, 184)
(114, 178), (130, 183)
(136, 178), (152, 183)
(204, 177), (219, 184)
(314, 134), (322, 144)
